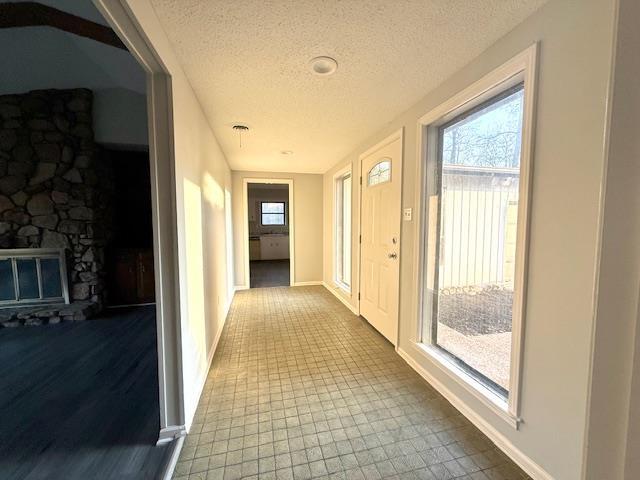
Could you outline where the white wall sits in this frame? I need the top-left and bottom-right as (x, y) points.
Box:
(323, 0), (617, 478)
(584, 0), (640, 477)
(119, 0), (235, 431)
(0, 2), (148, 149)
(233, 171), (322, 286)
(94, 88), (148, 147)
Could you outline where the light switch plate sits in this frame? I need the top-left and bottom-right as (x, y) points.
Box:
(403, 208), (412, 221)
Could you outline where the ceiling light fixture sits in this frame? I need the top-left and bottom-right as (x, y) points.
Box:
(232, 124), (249, 148)
(309, 56), (338, 76)
(281, 150), (294, 155)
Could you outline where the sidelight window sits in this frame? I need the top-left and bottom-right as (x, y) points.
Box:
(334, 169), (352, 290)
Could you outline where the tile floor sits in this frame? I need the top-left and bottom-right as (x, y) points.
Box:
(250, 260), (290, 288)
(173, 286), (530, 480)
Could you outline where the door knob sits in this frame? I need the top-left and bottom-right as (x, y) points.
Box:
(388, 252), (398, 259)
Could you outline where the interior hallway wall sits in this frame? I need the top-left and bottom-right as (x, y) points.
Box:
(322, 0), (617, 478)
(232, 171), (322, 287)
(117, 0), (235, 431)
(584, 0), (640, 477)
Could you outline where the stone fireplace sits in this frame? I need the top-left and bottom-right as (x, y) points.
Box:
(0, 88), (114, 325)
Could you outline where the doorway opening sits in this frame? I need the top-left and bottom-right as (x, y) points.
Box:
(103, 148), (156, 307)
(0, 1), (178, 477)
(244, 180), (294, 288)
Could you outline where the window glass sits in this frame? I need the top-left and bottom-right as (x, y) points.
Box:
(17, 258), (40, 300)
(0, 259), (15, 301)
(425, 84), (525, 397)
(261, 202), (286, 225)
(40, 258), (63, 298)
(335, 173), (351, 288)
(367, 159), (391, 186)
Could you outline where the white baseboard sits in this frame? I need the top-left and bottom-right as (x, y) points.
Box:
(292, 281), (323, 286)
(397, 348), (553, 480)
(234, 285), (249, 291)
(160, 434), (185, 480)
(184, 297), (229, 432)
(157, 424), (187, 446)
(322, 281), (359, 315)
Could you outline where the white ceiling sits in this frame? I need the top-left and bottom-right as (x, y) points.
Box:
(149, 0), (547, 174)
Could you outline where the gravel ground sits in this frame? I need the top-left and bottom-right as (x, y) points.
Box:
(437, 286), (513, 336)
(434, 285), (514, 390)
(438, 324), (512, 390)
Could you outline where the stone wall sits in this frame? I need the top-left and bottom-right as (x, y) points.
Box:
(0, 89), (114, 309)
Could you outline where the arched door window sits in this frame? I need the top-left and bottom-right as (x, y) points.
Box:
(367, 159), (391, 186)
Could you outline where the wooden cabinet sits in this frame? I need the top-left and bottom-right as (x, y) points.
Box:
(259, 235), (289, 260)
(108, 249), (155, 306)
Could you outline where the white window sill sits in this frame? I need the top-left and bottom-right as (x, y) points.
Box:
(333, 281), (351, 296)
(414, 342), (521, 429)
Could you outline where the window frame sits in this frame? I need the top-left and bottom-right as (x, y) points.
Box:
(333, 166), (353, 293)
(260, 201), (286, 226)
(411, 44), (538, 428)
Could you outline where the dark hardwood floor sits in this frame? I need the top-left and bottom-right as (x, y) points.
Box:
(250, 259), (290, 288)
(0, 306), (172, 480)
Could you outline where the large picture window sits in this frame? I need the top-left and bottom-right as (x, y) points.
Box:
(430, 84), (523, 397)
(334, 170), (352, 289)
(418, 45), (536, 421)
(261, 202), (286, 225)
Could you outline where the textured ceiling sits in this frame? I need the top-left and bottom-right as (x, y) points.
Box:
(149, 0), (547, 174)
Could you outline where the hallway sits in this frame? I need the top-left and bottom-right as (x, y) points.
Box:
(173, 287), (529, 480)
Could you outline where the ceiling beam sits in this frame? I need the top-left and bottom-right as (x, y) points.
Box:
(0, 2), (127, 50)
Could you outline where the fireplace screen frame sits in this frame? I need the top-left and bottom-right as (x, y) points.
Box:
(0, 248), (70, 307)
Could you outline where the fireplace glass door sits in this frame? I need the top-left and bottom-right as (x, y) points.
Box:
(0, 249), (69, 307)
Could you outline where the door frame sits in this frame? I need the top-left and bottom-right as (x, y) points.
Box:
(94, 0), (185, 442)
(357, 128), (404, 342)
(242, 178), (295, 288)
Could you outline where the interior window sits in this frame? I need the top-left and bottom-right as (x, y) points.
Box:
(335, 172), (352, 289)
(261, 202), (286, 225)
(424, 84), (525, 398)
(367, 159), (391, 186)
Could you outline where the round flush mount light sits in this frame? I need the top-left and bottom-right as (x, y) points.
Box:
(280, 150), (294, 155)
(309, 56), (338, 76)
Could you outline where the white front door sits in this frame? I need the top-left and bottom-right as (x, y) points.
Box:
(359, 131), (403, 345)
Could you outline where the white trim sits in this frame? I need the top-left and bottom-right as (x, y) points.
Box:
(412, 43), (538, 423)
(234, 285), (250, 292)
(397, 348), (552, 480)
(242, 178), (295, 287)
(94, 0), (184, 433)
(160, 435), (185, 480)
(156, 425), (187, 446)
(293, 281), (323, 286)
(359, 129), (404, 160)
(322, 281), (359, 315)
(414, 342), (518, 428)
